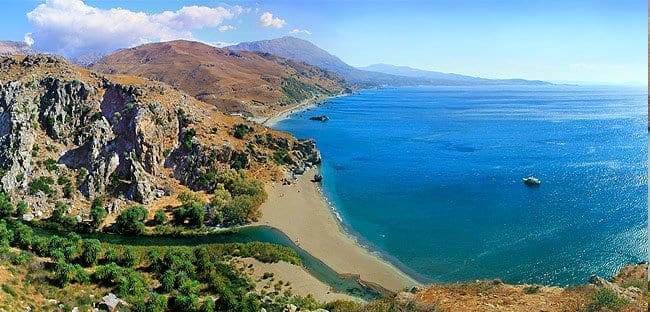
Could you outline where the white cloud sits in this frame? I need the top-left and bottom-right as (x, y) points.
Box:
(289, 28), (311, 35)
(24, 33), (34, 46)
(259, 12), (285, 28)
(218, 25), (236, 32)
(26, 0), (240, 56)
(204, 41), (238, 48)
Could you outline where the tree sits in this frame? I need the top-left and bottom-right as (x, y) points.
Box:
(15, 201), (27, 217)
(173, 294), (199, 312)
(90, 197), (107, 228)
(146, 293), (168, 312)
(200, 298), (216, 312)
(81, 239), (102, 266)
(0, 193), (13, 218)
(115, 206), (148, 235)
(0, 220), (11, 248)
(121, 246), (138, 268)
(161, 269), (176, 293)
(54, 261), (75, 287)
(153, 209), (167, 225)
(174, 192), (205, 228)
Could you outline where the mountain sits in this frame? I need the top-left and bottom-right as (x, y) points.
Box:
(91, 40), (346, 117)
(359, 63), (552, 85)
(228, 36), (429, 87)
(69, 51), (105, 66)
(0, 40), (34, 56)
(229, 37), (551, 87)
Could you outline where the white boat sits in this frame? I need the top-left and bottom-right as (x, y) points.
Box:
(523, 176), (541, 186)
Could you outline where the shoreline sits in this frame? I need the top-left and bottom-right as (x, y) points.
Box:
(250, 92), (349, 127)
(254, 167), (421, 293)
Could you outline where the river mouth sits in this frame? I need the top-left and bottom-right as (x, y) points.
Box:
(33, 224), (384, 300)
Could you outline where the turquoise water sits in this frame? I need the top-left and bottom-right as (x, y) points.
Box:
(274, 85), (648, 286)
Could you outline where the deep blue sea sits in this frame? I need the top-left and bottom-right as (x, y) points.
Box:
(273, 85), (647, 286)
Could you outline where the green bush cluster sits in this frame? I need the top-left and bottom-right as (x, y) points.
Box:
(233, 124), (253, 139)
(28, 176), (56, 196)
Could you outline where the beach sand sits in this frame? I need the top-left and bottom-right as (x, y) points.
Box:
(255, 168), (420, 293)
(234, 257), (361, 302)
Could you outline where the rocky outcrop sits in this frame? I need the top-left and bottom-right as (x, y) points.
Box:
(0, 54), (318, 217)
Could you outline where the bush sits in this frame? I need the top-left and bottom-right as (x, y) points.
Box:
(587, 288), (629, 312)
(115, 206), (148, 235)
(153, 209), (168, 225)
(81, 239), (102, 266)
(174, 192), (205, 228)
(44, 158), (58, 171)
(0, 193), (13, 218)
(28, 176), (56, 196)
(15, 200), (27, 217)
(233, 124), (253, 139)
(183, 128), (196, 151)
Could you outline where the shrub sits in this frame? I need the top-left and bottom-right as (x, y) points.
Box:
(15, 200), (27, 217)
(28, 176), (56, 196)
(0, 193), (14, 218)
(183, 128), (196, 151)
(81, 239), (102, 266)
(586, 288), (629, 312)
(174, 192), (205, 228)
(153, 209), (168, 225)
(233, 124), (253, 139)
(115, 206), (148, 235)
(44, 158), (58, 171)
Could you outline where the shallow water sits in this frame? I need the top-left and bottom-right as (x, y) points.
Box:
(274, 85), (648, 285)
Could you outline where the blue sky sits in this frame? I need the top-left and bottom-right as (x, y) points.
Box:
(1, 0), (647, 84)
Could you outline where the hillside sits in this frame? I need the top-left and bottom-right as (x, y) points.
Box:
(228, 37), (551, 87)
(0, 54), (321, 223)
(91, 40), (346, 117)
(0, 41), (34, 56)
(360, 63), (552, 86)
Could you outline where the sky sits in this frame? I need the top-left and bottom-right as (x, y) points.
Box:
(0, 0), (647, 84)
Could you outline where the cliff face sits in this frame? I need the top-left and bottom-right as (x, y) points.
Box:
(0, 54), (317, 218)
(91, 40), (347, 117)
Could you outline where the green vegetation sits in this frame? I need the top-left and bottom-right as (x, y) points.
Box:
(233, 124), (253, 139)
(183, 128), (196, 151)
(153, 209), (168, 225)
(90, 197), (107, 228)
(28, 176), (56, 196)
(44, 158), (58, 171)
(0, 193), (14, 218)
(115, 206), (148, 235)
(586, 288), (629, 312)
(174, 192), (205, 228)
(272, 148), (292, 165)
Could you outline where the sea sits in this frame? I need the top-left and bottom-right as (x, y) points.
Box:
(273, 85), (648, 286)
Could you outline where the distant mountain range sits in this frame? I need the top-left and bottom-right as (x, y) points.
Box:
(0, 41), (34, 56)
(228, 36), (551, 87)
(228, 36), (423, 87)
(359, 63), (551, 86)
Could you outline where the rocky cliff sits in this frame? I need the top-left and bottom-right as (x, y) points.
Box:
(0, 54), (318, 219)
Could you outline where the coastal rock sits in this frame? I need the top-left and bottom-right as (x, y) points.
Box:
(309, 115), (329, 121)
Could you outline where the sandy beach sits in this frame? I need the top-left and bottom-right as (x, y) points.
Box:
(235, 257), (361, 302)
(255, 168), (420, 293)
(250, 93), (349, 127)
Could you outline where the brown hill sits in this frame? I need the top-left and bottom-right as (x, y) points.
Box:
(91, 40), (346, 117)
